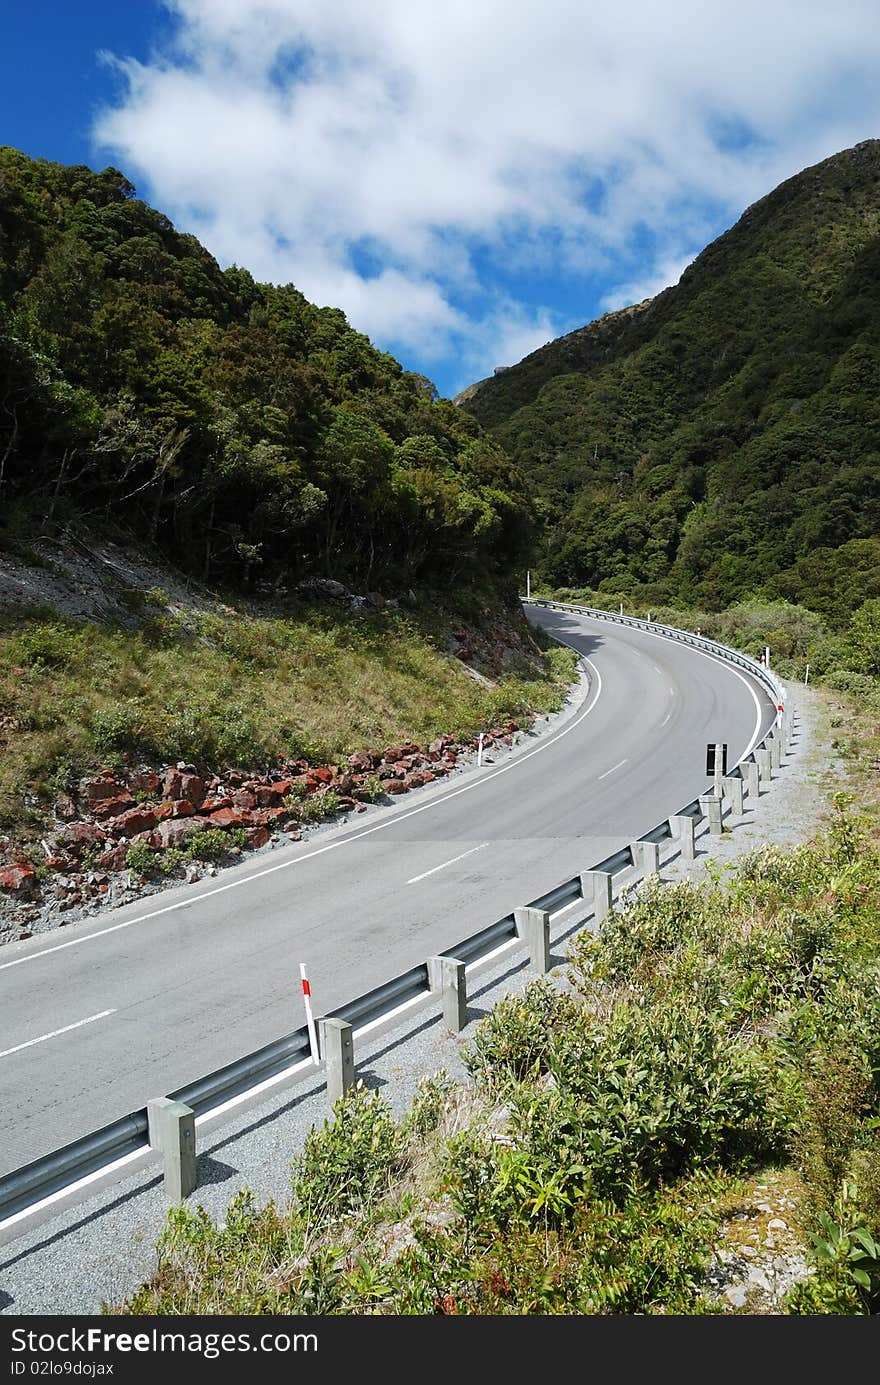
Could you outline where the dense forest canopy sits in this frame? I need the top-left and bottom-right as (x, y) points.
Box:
(0, 147), (533, 591)
(459, 140), (880, 623)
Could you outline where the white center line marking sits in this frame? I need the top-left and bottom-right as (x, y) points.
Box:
(598, 758), (628, 781)
(0, 1009), (116, 1060)
(407, 842), (489, 885)
(0, 658), (604, 973)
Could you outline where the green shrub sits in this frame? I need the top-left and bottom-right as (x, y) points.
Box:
(186, 827), (245, 861)
(569, 877), (718, 989)
(787, 1183), (880, 1315)
(401, 1071), (456, 1142)
(290, 1081), (402, 1223)
(125, 839), (156, 877)
(464, 979), (580, 1092)
(89, 700), (149, 759)
(357, 775), (386, 803)
(298, 790), (341, 823)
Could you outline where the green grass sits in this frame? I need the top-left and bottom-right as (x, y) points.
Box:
(0, 597), (576, 849)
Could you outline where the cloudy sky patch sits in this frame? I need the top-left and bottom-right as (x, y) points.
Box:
(86, 0), (880, 394)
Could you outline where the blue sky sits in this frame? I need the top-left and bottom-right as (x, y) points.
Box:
(4, 1), (880, 398)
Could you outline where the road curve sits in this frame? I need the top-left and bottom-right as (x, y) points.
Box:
(0, 607), (776, 1171)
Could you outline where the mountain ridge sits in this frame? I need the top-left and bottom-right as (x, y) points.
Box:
(457, 138), (880, 616)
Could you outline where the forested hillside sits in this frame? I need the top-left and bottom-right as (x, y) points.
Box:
(0, 147), (531, 592)
(459, 140), (880, 619)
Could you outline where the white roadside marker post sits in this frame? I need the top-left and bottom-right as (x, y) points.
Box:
(477, 732), (484, 767)
(300, 963), (319, 1065)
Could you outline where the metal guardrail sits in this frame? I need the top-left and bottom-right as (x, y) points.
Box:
(328, 964), (430, 1030)
(0, 1112), (149, 1223)
(527, 597), (787, 714)
(0, 603), (787, 1231)
(172, 1028), (313, 1117)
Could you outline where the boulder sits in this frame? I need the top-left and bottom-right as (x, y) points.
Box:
(78, 773), (126, 803)
(128, 770), (160, 795)
(297, 577), (349, 600)
(97, 843), (130, 872)
(162, 768), (206, 805)
(230, 789), (258, 811)
(107, 806), (158, 837)
(204, 806), (244, 829)
(0, 864), (37, 894)
(384, 779), (408, 794)
(92, 794), (136, 820)
(61, 822), (108, 854)
(255, 785), (285, 808)
(154, 818), (207, 849)
(245, 825), (270, 849)
(308, 767), (334, 786)
(347, 752), (373, 772)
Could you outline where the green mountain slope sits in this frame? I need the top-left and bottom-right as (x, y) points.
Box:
(458, 140), (880, 619)
(0, 148), (531, 593)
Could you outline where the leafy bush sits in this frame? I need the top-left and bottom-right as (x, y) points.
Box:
(290, 1082), (402, 1223)
(188, 827), (244, 861)
(298, 790), (341, 823)
(464, 979), (579, 1091)
(125, 839), (156, 877)
(356, 775), (386, 803)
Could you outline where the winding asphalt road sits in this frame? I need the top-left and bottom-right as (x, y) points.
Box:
(0, 606), (776, 1173)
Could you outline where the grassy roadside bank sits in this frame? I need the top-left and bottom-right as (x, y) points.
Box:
(0, 575), (577, 919)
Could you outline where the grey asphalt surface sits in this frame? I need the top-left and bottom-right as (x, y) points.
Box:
(0, 608), (775, 1174)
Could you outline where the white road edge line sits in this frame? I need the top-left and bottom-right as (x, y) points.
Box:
(406, 842), (489, 885)
(0, 1009), (116, 1059)
(597, 758), (628, 781)
(0, 659), (604, 972)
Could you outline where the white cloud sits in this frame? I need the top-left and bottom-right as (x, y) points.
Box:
(93, 0), (880, 390)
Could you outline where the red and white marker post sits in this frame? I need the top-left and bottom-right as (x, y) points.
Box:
(776, 702), (784, 729)
(300, 962), (319, 1065)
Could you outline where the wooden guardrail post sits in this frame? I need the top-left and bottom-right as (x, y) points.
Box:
(580, 870), (613, 923)
(722, 775), (744, 816)
(147, 1098), (196, 1200)
(514, 907), (551, 973)
(428, 956), (467, 1032)
(319, 1018), (354, 1106)
(669, 814), (695, 863)
(699, 793), (723, 836)
(631, 840), (660, 877)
